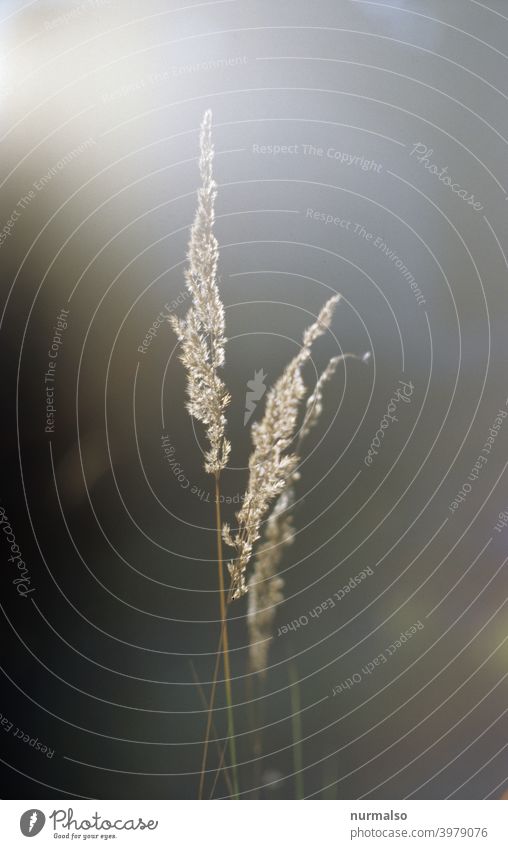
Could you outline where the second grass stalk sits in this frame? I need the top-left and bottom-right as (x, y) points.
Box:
(215, 476), (239, 797)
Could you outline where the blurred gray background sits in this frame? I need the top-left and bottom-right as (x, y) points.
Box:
(1, 0), (507, 800)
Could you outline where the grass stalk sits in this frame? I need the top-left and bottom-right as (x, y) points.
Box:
(198, 477), (239, 799)
(198, 624), (222, 798)
(190, 661), (234, 797)
(289, 661), (304, 799)
(214, 475), (239, 797)
(209, 737), (229, 799)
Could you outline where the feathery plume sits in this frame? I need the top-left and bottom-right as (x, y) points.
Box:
(169, 110), (230, 474)
(247, 349), (371, 672)
(223, 295), (340, 599)
(247, 488), (294, 674)
(300, 350), (370, 441)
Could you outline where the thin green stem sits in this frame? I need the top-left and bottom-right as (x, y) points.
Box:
(250, 672), (264, 797)
(190, 661), (234, 797)
(209, 737), (229, 799)
(289, 661), (304, 799)
(198, 612), (223, 798)
(198, 477), (239, 799)
(214, 476), (239, 798)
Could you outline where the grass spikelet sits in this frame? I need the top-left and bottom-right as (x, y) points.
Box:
(169, 110), (230, 475)
(224, 295), (340, 600)
(247, 488), (295, 675)
(247, 349), (370, 673)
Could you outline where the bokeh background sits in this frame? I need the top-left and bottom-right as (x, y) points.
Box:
(1, 0), (508, 799)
